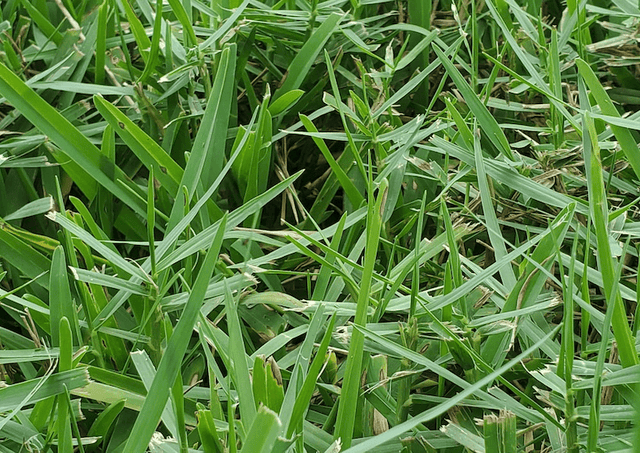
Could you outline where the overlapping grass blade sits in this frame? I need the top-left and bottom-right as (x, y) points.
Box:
(123, 215), (227, 453)
(0, 62), (146, 215)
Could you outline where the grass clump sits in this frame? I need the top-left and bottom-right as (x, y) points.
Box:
(1, 0), (640, 452)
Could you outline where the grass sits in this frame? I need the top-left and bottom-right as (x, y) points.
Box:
(0, 0), (640, 452)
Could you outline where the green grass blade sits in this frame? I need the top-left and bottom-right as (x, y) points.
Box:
(3, 197), (54, 222)
(238, 405), (282, 453)
(158, 171), (302, 270)
(57, 317), (73, 453)
(0, 369), (90, 411)
(166, 0), (197, 46)
(434, 45), (514, 161)
(343, 325), (561, 453)
(49, 247), (76, 347)
(123, 214), (227, 453)
(118, 0), (151, 60)
(274, 12), (343, 101)
(334, 178), (388, 448)
(285, 313), (336, 438)
(576, 58), (640, 182)
(481, 203), (574, 368)
(583, 111), (638, 368)
(225, 278), (256, 425)
(473, 127), (517, 288)
(46, 212), (147, 281)
(94, 0), (108, 85)
(184, 44), (236, 191)
(130, 350), (179, 439)
(94, 94), (183, 197)
(0, 62), (146, 215)
(299, 114), (364, 209)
